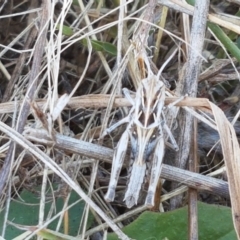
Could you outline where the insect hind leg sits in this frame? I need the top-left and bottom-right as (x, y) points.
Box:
(105, 128), (130, 202)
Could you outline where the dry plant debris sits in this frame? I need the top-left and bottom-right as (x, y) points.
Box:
(0, 0), (240, 239)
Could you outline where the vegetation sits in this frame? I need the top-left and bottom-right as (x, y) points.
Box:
(0, 0), (240, 239)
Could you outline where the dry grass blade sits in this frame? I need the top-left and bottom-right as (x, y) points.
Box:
(0, 121), (129, 240)
(0, 96), (212, 114)
(171, 0), (210, 209)
(188, 118), (198, 240)
(23, 128), (229, 198)
(0, 0), (49, 197)
(210, 102), (240, 238)
(1, 0), (240, 239)
(159, 0), (240, 34)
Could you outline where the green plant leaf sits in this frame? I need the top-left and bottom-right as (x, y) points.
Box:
(186, 0), (240, 62)
(37, 229), (66, 240)
(57, 25), (74, 37)
(72, 0), (79, 6)
(108, 202), (237, 240)
(81, 39), (117, 55)
(57, 25), (117, 55)
(101, 41), (117, 55)
(0, 185), (94, 239)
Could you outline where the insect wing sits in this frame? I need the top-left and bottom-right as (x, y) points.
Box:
(124, 162), (146, 208)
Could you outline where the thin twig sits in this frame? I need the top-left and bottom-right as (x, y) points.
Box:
(0, 95), (214, 114)
(158, 0), (240, 34)
(23, 129), (229, 199)
(0, 120), (129, 240)
(171, 0), (210, 209)
(188, 118), (199, 240)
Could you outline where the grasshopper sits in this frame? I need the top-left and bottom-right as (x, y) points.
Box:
(103, 74), (178, 208)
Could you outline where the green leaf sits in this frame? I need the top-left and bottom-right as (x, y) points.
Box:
(82, 38), (103, 51)
(72, 0), (79, 6)
(108, 202), (237, 240)
(101, 41), (117, 55)
(56, 25), (74, 37)
(207, 22), (240, 62)
(37, 229), (66, 240)
(186, 0), (240, 62)
(81, 39), (117, 56)
(0, 185), (94, 239)
(56, 25), (117, 55)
